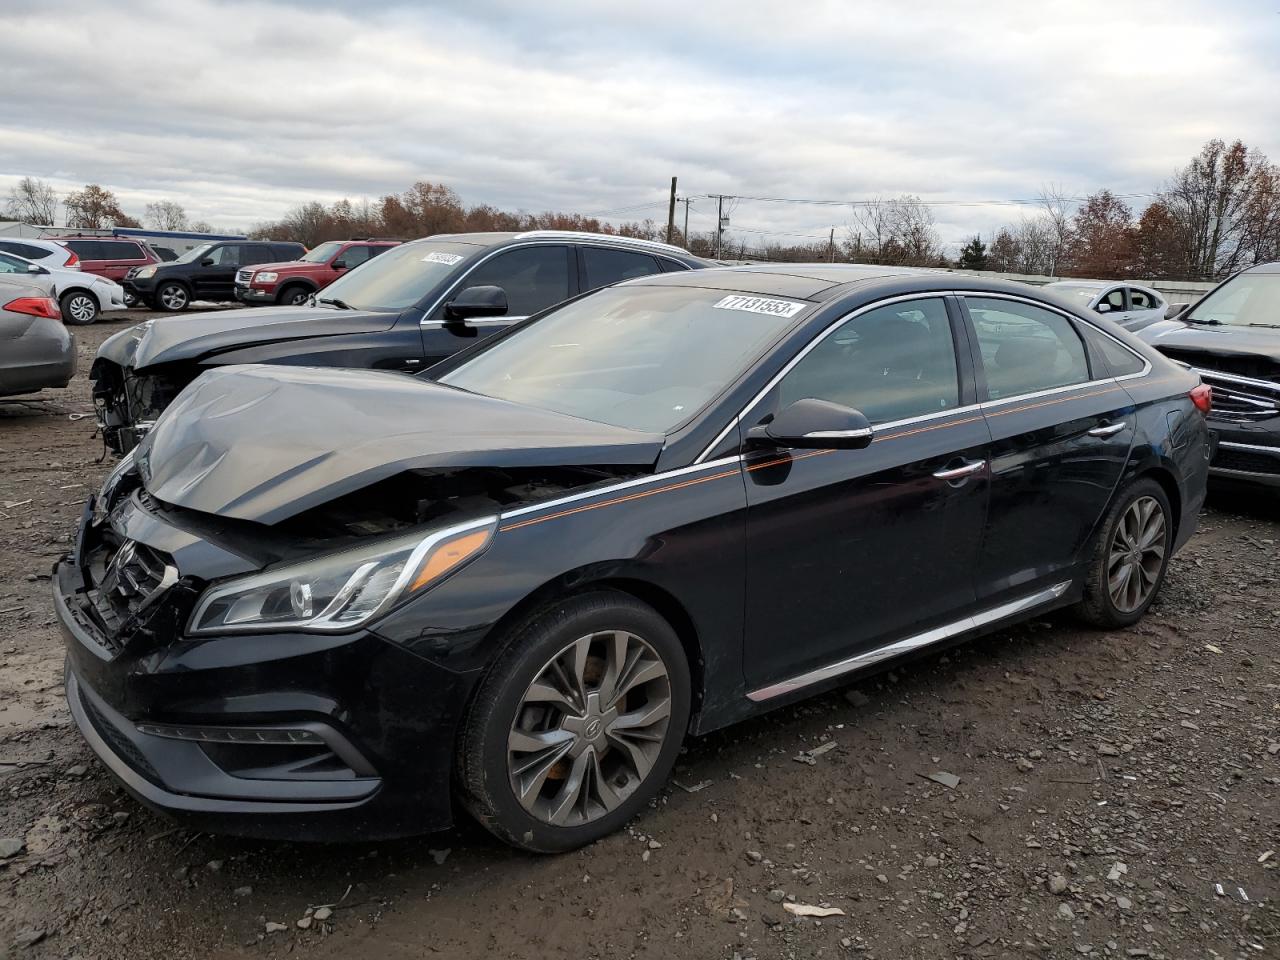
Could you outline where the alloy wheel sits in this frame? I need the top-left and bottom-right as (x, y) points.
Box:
(507, 630), (672, 827)
(159, 285), (188, 310)
(1107, 495), (1167, 613)
(67, 294), (96, 323)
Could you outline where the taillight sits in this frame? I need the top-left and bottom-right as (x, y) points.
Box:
(1190, 383), (1212, 415)
(4, 296), (61, 319)
(63, 250), (80, 269)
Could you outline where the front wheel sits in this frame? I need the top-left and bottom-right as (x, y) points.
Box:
(1076, 478), (1172, 628)
(155, 282), (189, 312)
(277, 285), (311, 306)
(60, 290), (99, 325)
(457, 590), (690, 852)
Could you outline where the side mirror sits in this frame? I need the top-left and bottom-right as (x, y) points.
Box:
(331, 259), (347, 270)
(1095, 302), (1112, 313)
(26, 263), (43, 274)
(747, 398), (874, 450)
(1165, 303), (1188, 320)
(445, 285), (508, 321)
(200, 257), (215, 267)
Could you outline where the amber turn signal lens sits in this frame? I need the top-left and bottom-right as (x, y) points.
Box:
(409, 527), (492, 593)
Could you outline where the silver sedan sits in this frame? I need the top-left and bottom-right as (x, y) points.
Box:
(1044, 280), (1167, 332)
(0, 275), (77, 396)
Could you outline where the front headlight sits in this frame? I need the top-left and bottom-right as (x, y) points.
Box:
(93, 450), (137, 524)
(187, 518), (496, 635)
(135, 266), (157, 279)
(254, 272), (278, 283)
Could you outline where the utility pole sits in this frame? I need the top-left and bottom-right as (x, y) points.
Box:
(677, 197), (693, 245)
(666, 177), (677, 245)
(828, 227), (835, 263)
(714, 195), (726, 259)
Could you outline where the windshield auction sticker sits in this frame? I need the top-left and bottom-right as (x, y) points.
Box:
(422, 252), (464, 265)
(712, 295), (806, 318)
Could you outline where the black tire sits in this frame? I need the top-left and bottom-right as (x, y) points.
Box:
(277, 284), (312, 306)
(457, 590), (691, 853)
(154, 281), (190, 312)
(122, 290), (137, 308)
(1076, 478), (1172, 628)
(60, 290), (99, 325)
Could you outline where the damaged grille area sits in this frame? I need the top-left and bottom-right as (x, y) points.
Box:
(1155, 352), (1280, 423)
(91, 360), (191, 457)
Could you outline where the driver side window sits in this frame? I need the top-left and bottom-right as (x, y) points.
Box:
(777, 298), (961, 424)
(463, 246), (571, 317)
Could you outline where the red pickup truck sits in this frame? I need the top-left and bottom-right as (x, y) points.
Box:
(234, 238), (400, 305)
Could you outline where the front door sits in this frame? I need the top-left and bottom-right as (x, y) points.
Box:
(419, 244), (575, 365)
(741, 296), (990, 693)
(193, 244), (242, 299)
(961, 295), (1135, 604)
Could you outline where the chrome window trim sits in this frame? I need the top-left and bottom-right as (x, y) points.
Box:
(417, 242), (574, 327)
(512, 230), (691, 256)
(746, 580), (1072, 702)
(498, 455), (746, 523)
(420, 316), (523, 329)
(694, 288), (1154, 464)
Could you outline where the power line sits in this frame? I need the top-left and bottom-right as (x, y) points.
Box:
(702, 191), (1156, 209)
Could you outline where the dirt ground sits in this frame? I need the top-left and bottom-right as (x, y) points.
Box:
(1, 313), (1277, 960)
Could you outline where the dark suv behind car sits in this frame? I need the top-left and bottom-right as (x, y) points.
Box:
(235, 238), (401, 305)
(123, 240), (305, 312)
(93, 231), (706, 453)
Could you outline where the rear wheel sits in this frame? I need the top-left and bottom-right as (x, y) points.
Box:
(277, 284), (312, 306)
(60, 290), (99, 325)
(155, 282), (189, 312)
(1076, 478), (1172, 628)
(457, 590), (690, 852)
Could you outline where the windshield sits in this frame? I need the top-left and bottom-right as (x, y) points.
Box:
(316, 240), (479, 310)
(1186, 273), (1280, 328)
(174, 243), (215, 265)
(301, 241), (343, 264)
(1050, 285), (1102, 304)
(440, 285), (807, 433)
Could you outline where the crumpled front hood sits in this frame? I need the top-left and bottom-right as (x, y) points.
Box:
(1139, 319), (1280, 363)
(135, 365), (664, 524)
(96, 306), (397, 371)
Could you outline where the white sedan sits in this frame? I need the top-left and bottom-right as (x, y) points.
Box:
(1044, 280), (1168, 332)
(0, 250), (126, 325)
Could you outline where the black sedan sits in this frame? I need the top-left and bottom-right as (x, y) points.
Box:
(54, 265), (1210, 851)
(1137, 261), (1280, 486)
(91, 231), (705, 455)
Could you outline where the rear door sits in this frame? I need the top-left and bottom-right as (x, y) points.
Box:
(419, 244), (574, 366)
(961, 294), (1135, 605)
(62, 240), (108, 278)
(741, 295), (991, 695)
(99, 240), (148, 281)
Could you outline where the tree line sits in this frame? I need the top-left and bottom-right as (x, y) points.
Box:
(7, 138), (1277, 281)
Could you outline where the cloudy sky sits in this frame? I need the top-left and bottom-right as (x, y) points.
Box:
(2, 0), (1278, 252)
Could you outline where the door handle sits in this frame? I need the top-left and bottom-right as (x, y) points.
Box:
(932, 459), (986, 481)
(1087, 422), (1127, 438)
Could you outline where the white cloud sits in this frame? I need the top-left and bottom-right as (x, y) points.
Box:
(1, 0), (1276, 249)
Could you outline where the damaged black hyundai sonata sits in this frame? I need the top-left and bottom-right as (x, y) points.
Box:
(55, 265), (1211, 851)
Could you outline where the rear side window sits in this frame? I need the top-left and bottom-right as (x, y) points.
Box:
(465, 246), (571, 317)
(241, 246), (279, 265)
(1129, 288), (1157, 309)
(582, 247), (661, 291)
(967, 297), (1090, 400)
(778, 297), (960, 424)
(0, 240), (52, 261)
(99, 240), (145, 260)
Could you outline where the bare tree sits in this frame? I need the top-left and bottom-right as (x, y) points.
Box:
(64, 184), (138, 229)
(1038, 184), (1073, 275)
(845, 195), (942, 266)
(145, 200), (188, 231)
(5, 177), (59, 225)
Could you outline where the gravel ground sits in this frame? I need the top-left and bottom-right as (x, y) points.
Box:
(1, 314), (1277, 959)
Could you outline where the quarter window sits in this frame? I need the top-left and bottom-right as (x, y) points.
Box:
(1081, 324), (1146, 377)
(967, 297), (1090, 400)
(582, 247), (661, 291)
(777, 298), (960, 424)
(464, 246), (571, 317)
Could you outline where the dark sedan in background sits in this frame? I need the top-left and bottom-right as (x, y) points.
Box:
(1138, 261), (1280, 486)
(91, 231), (705, 455)
(55, 265), (1209, 852)
(0, 276), (76, 397)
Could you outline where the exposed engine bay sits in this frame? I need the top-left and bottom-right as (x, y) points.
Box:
(91, 359), (192, 456)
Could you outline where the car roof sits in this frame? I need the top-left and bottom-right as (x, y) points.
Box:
(420, 230), (702, 261)
(1244, 261), (1280, 275)
(1047, 280), (1110, 289)
(620, 263), (951, 299)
